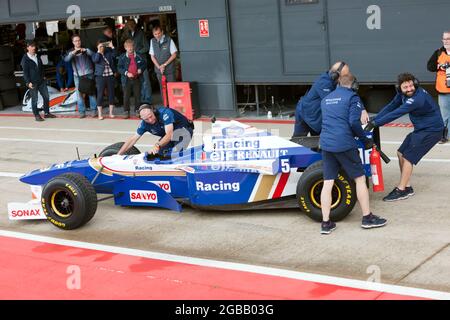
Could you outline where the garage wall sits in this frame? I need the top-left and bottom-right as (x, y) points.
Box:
(0, 0), (176, 22)
(327, 0), (450, 84)
(230, 0), (450, 84)
(176, 0), (237, 117)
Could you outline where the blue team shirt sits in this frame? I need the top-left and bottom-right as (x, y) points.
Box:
(299, 72), (337, 133)
(137, 107), (191, 137)
(374, 88), (444, 133)
(320, 87), (369, 152)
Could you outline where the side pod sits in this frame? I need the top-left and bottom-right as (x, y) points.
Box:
(112, 175), (182, 212)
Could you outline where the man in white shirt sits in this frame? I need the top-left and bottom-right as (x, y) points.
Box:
(20, 41), (56, 121)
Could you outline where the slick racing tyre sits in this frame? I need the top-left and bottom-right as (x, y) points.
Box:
(296, 161), (357, 222)
(99, 142), (141, 157)
(41, 173), (98, 230)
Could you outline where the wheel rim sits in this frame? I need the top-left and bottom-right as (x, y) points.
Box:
(50, 189), (75, 218)
(310, 180), (342, 209)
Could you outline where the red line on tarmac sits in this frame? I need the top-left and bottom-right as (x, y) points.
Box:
(0, 235), (424, 300)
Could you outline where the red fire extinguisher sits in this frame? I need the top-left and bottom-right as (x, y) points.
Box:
(161, 74), (168, 107)
(370, 146), (384, 192)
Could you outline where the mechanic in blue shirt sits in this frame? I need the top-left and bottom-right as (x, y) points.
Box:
(118, 104), (194, 157)
(293, 61), (369, 136)
(319, 73), (387, 234)
(366, 73), (444, 202)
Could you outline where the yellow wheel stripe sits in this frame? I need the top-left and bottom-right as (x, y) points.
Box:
(50, 191), (71, 218)
(310, 180), (342, 209)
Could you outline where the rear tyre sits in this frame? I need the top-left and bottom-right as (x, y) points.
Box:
(41, 173), (98, 230)
(296, 161), (357, 222)
(99, 142), (141, 157)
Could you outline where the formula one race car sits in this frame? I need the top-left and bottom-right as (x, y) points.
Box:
(16, 120), (383, 230)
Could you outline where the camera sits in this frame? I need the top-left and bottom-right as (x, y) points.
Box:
(446, 63), (450, 88)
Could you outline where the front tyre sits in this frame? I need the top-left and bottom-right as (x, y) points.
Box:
(41, 173), (98, 230)
(296, 161), (356, 222)
(99, 142), (141, 157)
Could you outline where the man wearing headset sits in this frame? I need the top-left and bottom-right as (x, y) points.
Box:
(365, 73), (444, 202)
(293, 61), (369, 137)
(118, 104), (194, 157)
(319, 73), (386, 234)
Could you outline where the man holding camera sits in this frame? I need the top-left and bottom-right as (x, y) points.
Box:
(64, 35), (97, 118)
(366, 73), (444, 202)
(427, 31), (450, 143)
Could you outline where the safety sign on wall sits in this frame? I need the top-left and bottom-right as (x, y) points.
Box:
(199, 19), (209, 38)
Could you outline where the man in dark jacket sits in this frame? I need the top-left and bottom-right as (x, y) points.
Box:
(319, 73), (386, 234)
(117, 39), (147, 118)
(20, 40), (56, 121)
(366, 73), (444, 202)
(56, 54), (74, 92)
(293, 61), (369, 136)
(92, 41), (117, 119)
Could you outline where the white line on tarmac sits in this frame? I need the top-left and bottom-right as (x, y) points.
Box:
(0, 172), (23, 178)
(0, 138), (149, 148)
(383, 141), (450, 147)
(0, 126), (135, 134)
(0, 229), (448, 300)
(389, 157), (450, 163)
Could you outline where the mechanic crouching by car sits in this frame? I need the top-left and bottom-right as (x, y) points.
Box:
(118, 104), (194, 158)
(365, 73), (444, 202)
(320, 74), (387, 235)
(293, 61), (369, 137)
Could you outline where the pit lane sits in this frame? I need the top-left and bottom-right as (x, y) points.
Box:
(0, 116), (449, 295)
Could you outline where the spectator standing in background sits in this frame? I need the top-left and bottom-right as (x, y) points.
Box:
(92, 40), (117, 119)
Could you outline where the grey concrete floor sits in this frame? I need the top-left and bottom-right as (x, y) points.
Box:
(0, 117), (449, 293)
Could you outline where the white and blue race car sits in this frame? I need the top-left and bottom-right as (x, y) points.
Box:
(18, 120), (382, 230)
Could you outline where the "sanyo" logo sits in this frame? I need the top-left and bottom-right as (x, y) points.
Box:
(129, 190), (158, 203)
(196, 181), (240, 192)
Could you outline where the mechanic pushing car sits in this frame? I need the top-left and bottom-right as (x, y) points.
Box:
(366, 73), (444, 202)
(118, 104), (194, 157)
(319, 73), (387, 235)
(293, 61), (369, 137)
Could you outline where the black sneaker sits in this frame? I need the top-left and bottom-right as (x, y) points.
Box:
(382, 187), (409, 202)
(44, 113), (56, 118)
(438, 138), (448, 144)
(79, 113), (86, 119)
(361, 213), (387, 229)
(405, 186), (415, 197)
(35, 115), (44, 122)
(321, 221), (336, 235)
